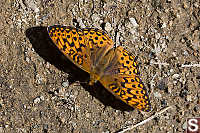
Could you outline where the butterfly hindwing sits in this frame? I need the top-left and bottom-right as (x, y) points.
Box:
(100, 74), (151, 112)
(99, 46), (151, 112)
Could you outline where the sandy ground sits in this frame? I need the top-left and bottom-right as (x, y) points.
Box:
(0, 0), (200, 133)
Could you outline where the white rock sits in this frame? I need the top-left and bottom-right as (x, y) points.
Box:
(129, 18), (139, 28)
(85, 112), (91, 118)
(153, 92), (162, 98)
(40, 96), (44, 101)
(183, 50), (189, 56)
(172, 52), (177, 56)
(34, 97), (40, 104)
(91, 13), (100, 23)
(25, 0), (39, 13)
(25, 57), (30, 63)
(172, 74), (180, 79)
(105, 22), (112, 32)
(129, 28), (137, 35)
(182, 121), (187, 129)
(162, 22), (167, 28)
(155, 33), (161, 40)
(186, 95), (192, 101)
(62, 81), (69, 87)
(169, 69), (174, 73)
(77, 17), (86, 28)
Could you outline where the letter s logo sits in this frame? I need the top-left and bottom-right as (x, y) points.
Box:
(188, 119), (198, 132)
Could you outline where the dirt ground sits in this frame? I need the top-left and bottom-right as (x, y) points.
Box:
(0, 0), (200, 133)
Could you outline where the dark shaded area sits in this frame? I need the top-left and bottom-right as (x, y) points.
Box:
(25, 26), (87, 83)
(25, 26), (133, 111)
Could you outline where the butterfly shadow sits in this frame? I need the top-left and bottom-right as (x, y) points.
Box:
(25, 26), (134, 112)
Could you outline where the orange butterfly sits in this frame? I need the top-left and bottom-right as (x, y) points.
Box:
(47, 25), (151, 112)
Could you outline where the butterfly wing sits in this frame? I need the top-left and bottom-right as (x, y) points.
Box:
(99, 46), (151, 112)
(47, 25), (114, 74)
(47, 25), (91, 72)
(82, 28), (114, 49)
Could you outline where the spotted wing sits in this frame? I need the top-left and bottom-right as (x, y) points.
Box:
(82, 28), (114, 50)
(47, 25), (114, 73)
(83, 28), (115, 70)
(100, 46), (151, 112)
(47, 25), (91, 72)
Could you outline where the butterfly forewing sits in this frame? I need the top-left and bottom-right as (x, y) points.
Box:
(47, 25), (114, 73)
(48, 25), (92, 73)
(83, 28), (114, 49)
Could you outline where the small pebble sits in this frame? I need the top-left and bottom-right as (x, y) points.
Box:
(153, 92), (162, 98)
(74, 90), (79, 96)
(186, 95), (192, 102)
(71, 122), (77, 128)
(129, 17), (139, 28)
(161, 22), (166, 28)
(194, 2), (199, 8)
(105, 22), (112, 32)
(34, 97), (41, 104)
(62, 81), (69, 87)
(167, 86), (172, 94)
(86, 112), (91, 118)
(155, 33), (161, 40)
(43, 124), (48, 131)
(77, 17), (86, 28)
(182, 121), (187, 130)
(25, 57), (30, 63)
(194, 105), (199, 112)
(129, 28), (137, 35)
(172, 52), (177, 57)
(173, 80), (178, 84)
(183, 50), (189, 56)
(125, 121), (132, 126)
(172, 74), (180, 79)
(91, 13), (100, 23)
(40, 96), (44, 101)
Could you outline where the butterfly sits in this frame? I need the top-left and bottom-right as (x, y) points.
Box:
(47, 25), (151, 112)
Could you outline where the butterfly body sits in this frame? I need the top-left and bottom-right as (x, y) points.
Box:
(89, 46), (119, 85)
(47, 25), (151, 112)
